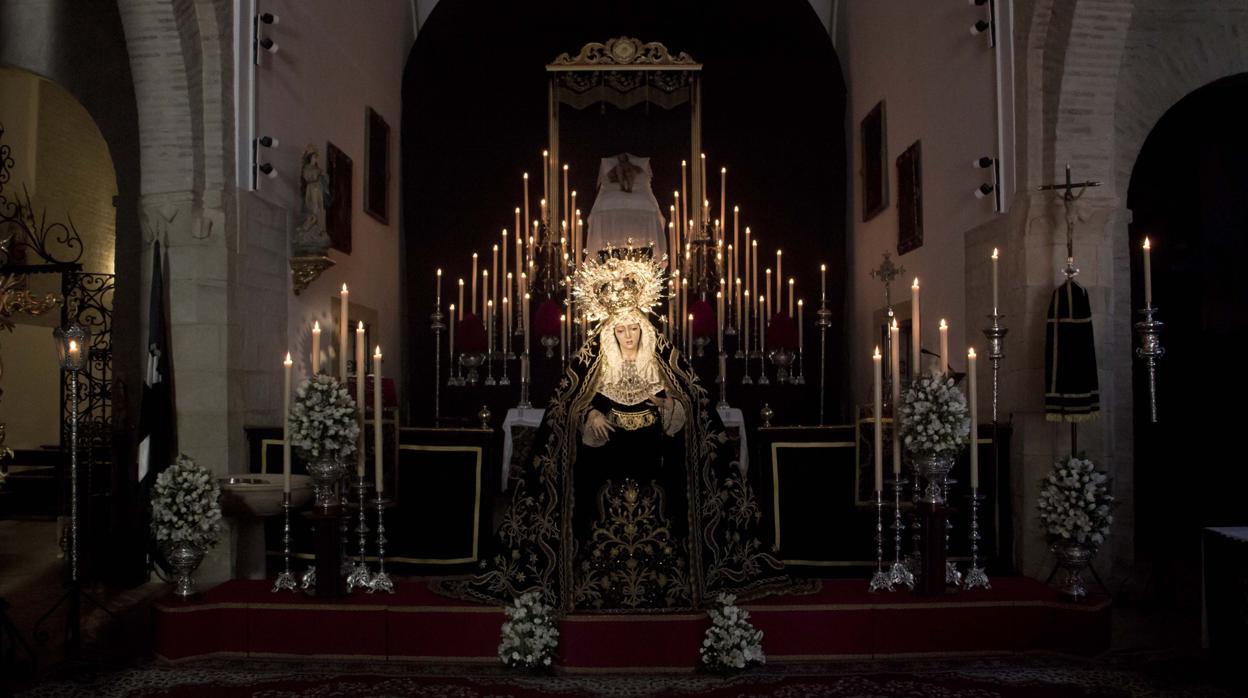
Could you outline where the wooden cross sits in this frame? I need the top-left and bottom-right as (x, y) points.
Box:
(1038, 164), (1100, 276)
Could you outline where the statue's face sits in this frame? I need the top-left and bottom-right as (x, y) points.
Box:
(614, 323), (641, 351)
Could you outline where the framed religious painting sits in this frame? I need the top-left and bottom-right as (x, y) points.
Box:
(325, 141), (352, 254)
(896, 139), (923, 255)
(364, 106), (390, 225)
(860, 100), (888, 221)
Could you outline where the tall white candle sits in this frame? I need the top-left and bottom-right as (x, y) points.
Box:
(436, 268), (443, 308)
(542, 150), (549, 204)
(502, 295), (510, 354)
(680, 160), (688, 241)
(481, 270), (489, 328)
(339, 284), (349, 379)
(457, 279), (464, 322)
(311, 321), (321, 374)
(968, 347), (979, 489)
(775, 250), (783, 313)
(716, 290), (724, 350)
(514, 215), (523, 293)
(487, 299), (494, 357)
(798, 300), (804, 350)
(500, 233), (508, 308)
(560, 313), (567, 362)
(991, 248), (1000, 314)
(820, 263), (827, 303)
(523, 292), (531, 355)
(735, 276), (743, 329)
(764, 269), (772, 322)
(448, 304), (456, 362)
(873, 346), (883, 493)
(374, 346), (384, 492)
(471, 253), (479, 316)
(743, 290), (751, 355)
(890, 320), (901, 475)
(282, 352), (292, 493)
(492, 245), (499, 318)
(1143, 237), (1153, 308)
(751, 238), (758, 312)
(355, 321), (365, 479)
(719, 167), (727, 236)
(788, 278), (795, 319)
(733, 205), (740, 280)
(939, 319), (949, 372)
(522, 173), (530, 239)
(911, 278), (921, 376)
(758, 296), (766, 355)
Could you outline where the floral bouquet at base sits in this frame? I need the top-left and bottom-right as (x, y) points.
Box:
(1037, 455), (1114, 549)
(700, 593), (764, 674)
(898, 369), (970, 458)
(498, 590), (559, 670)
(151, 454), (223, 551)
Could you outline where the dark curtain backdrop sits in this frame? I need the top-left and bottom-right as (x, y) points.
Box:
(402, 0), (848, 425)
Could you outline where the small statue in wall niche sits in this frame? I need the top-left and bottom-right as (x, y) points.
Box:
(293, 144), (333, 255)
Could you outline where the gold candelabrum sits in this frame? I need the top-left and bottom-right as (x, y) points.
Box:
(0, 272), (64, 466)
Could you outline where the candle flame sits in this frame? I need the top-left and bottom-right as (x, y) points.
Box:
(523, 172), (528, 179)
(562, 164), (568, 171)
(892, 319), (899, 330)
(873, 347), (881, 359)
(284, 352), (292, 364)
(437, 268), (442, 277)
(992, 247), (999, 259)
(69, 340), (78, 351)
(493, 244), (498, 251)
(939, 319), (947, 329)
(912, 277), (920, 289)
(821, 263), (826, 271)
(721, 166), (727, 174)
(472, 252), (478, 259)
(458, 278), (464, 286)
(313, 320), (321, 331)
(357, 321), (364, 330)
(341, 283), (348, 293)
(374, 346), (382, 357)
(449, 303), (455, 310)
(1143, 237), (1151, 250)
(734, 205), (739, 212)
(789, 278), (795, 285)
(798, 299), (803, 306)
(968, 347), (977, 359)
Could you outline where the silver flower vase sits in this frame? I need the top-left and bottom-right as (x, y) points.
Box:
(1052, 540), (1094, 601)
(307, 457), (347, 511)
(162, 542), (206, 598)
(914, 452), (955, 504)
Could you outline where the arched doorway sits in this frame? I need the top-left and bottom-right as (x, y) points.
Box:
(1127, 73), (1248, 605)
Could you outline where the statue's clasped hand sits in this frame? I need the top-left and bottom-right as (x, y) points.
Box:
(588, 410), (614, 442)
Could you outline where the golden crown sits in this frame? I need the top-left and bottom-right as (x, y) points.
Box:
(572, 244), (667, 325)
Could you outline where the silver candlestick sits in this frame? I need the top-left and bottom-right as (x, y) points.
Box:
(816, 304), (833, 424)
(963, 490), (991, 590)
(945, 514), (962, 587)
(484, 317), (497, 386)
(1134, 306), (1164, 423)
(368, 494), (395, 593)
(431, 306), (445, 420)
(272, 492), (298, 592)
(982, 312), (1008, 424)
(717, 353), (729, 410)
(909, 458), (923, 576)
(499, 345), (512, 386)
(869, 492), (893, 592)
(889, 476), (914, 589)
(794, 343), (806, 385)
(346, 478), (372, 592)
(516, 352), (533, 409)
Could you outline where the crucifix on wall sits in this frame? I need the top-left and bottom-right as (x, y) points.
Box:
(1038, 164), (1101, 279)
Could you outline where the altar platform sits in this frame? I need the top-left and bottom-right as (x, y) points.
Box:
(153, 577), (1109, 668)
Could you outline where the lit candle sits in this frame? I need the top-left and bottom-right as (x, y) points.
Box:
(700, 153), (707, 210)
(751, 239), (759, 312)
(68, 339), (79, 363)
(481, 270), (489, 331)
(500, 233), (508, 308)
(686, 313), (693, 353)
(514, 211), (523, 287)
(374, 346), (384, 492)
(735, 276), (742, 329)
(732, 206), (740, 284)
(570, 191), (578, 264)
(311, 321), (321, 374)
(560, 313), (567, 362)
(339, 284), (349, 379)
(969, 347), (979, 489)
(457, 278), (464, 322)
(891, 320), (901, 475)
(727, 244), (735, 307)
(775, 250), (783, 313)
(745, 228), (753, 304)
(539, 198), (547, 227)
(522, 173), (530, 238)
(355, 321), (365, 479)
(758, 296), (765, 355)
(764, 269), (772, 321)
(680, 160), (688, 240)
(523, 292), (531, 356)
(1142, 237), (1153, 308)
(798, 299), (804, 350)
(873, 346), (883, 493)
(743, 290), (752, 355)
(911, 278), (921, 376)
(492, 245), (499, 318)
(820, 263), (827, 303)
(719, 166), (727, 236)
(542, 150), (549, 204)
(448, 304), (456, 363)
(562, 164), (570, 229)
(788, 278), (795, 319)
(939, 319), (949, 372)
(283, 352), (292, 493)
(717, 290), (724, 350)
(991, 248), (1000, 314)
(487, 299), (494, 357)
(502, 295), (510, 354)
(471, 253), (479, 316)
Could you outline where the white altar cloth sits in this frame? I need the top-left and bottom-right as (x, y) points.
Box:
(500, 405), (748, 491)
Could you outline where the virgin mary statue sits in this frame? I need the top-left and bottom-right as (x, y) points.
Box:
(437, 248), (789, 612)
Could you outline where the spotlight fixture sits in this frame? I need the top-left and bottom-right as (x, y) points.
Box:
(969, 0), (996, 47)
(258, 12), (279, 24)
(973, 156), (994, 169)
(257, 135), (279, 148)
(259, 37), (279, 54)
(974, 183), (994, 199)
(258, 162), (277, 178)
(971, 19), (990, 34)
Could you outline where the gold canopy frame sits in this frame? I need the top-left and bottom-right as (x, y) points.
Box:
(545, 37), (705, 239)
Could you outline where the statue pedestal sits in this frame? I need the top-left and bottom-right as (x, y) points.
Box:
(306, 507), (345, 598)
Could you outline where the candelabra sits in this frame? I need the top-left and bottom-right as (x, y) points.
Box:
(368, 494), (395, 593)
(517, 353), (533, 408)
(346, 478), (372, 592)
(816, 304), (833, 424)
(963, 490), (991, 590)
(982, 312), (1008, 423)
(868, 492), (893, 592)
(272, 493), (298, 592)
(1134, 306), (1164, 423)
(430, 305), (445, 420)
(889, 475), (914, 589)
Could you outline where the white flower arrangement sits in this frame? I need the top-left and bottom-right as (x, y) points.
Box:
(289, 373), (359, 463)
(498, 590), (559, 669)
(1037, 455), (1115, 548)
(700, 593), (764, 673)
(151, 454), (223, 550)
(899, 369), (971, 458)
